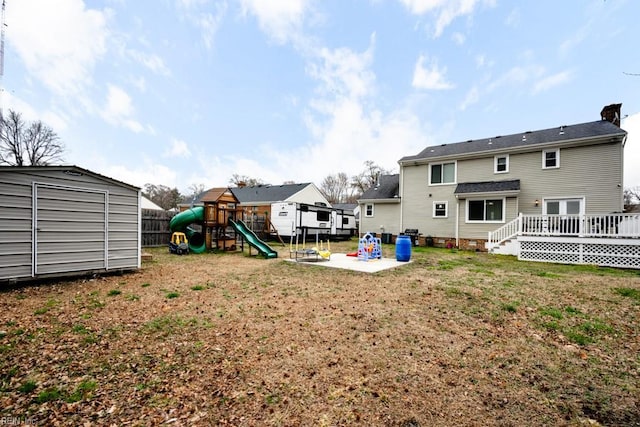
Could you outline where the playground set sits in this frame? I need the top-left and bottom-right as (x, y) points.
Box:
(346, 232), (382, 261)
(168, 187), (278, 258)
(289, 227), (332, 262)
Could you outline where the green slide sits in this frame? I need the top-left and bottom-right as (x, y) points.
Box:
(229, 219), (278, 259)
(169, 206), (207, 254)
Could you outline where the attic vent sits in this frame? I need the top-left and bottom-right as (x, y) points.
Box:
(559, 126), (565, 135)
(522, 134), (527, 142)
(441, 143), (447, 146)
(495, 135), (501, 138)
(488, 138), (492, 145)
(466, 139), (472, 143)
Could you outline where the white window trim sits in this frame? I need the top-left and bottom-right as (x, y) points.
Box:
(465, 198), (506, 224)
(365, 203), (374, 217)
(428, 161), (457, 186)
(433, 201), (448, 218)
(542, 149), (560, 169)
(494, 154), (509, 174)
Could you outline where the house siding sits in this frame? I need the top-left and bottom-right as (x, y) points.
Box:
(0, 167), (140, 282)
(287, 184), (330, 206)
(401, 164), (457, 238)
(359, 202), (401, 235)
(457, 197), (519, 239)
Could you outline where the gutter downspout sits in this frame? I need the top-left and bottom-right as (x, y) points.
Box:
(399, 164), (404, 234)
(455, 195), (459, 248)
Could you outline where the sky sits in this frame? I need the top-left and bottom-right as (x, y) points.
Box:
(3, 0), (640, 195)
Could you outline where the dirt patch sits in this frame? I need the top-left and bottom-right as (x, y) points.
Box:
(1, 242), (639, 426)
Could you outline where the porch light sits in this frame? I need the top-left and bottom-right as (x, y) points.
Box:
(534, 199), (540, 207)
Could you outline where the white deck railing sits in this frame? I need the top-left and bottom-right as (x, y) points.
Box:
(488, 213), (640, 248)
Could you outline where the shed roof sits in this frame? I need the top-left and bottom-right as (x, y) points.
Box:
(231, 183), (313, 203)
(0, 165), (140, 190)
(359, 174), (400, 201)
(400, 120), (626, 163)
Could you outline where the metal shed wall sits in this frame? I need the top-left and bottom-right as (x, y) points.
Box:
(0, 167), (140, 282)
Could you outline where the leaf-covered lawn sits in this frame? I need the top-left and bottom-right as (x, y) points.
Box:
(1, 242), (639, 426)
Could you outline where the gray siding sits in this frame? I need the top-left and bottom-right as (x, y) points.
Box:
(400, 140), (624, 241)
(359, 202), (401, 235)
(400, 164), (457, 237)
(457, 197), (519, 239)
(0, 167), (140, 281)
(457, 141), (623, 215)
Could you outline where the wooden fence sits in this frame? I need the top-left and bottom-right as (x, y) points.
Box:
(142, 209), (176, 247)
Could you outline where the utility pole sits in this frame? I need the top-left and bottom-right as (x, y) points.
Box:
(0, 0), (6, 118)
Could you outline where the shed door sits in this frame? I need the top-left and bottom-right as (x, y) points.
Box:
(34, 184), (107, 276)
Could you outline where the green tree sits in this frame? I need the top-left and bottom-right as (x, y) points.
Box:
(143, 184), (182, 210)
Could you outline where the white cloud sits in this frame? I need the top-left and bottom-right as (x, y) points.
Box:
(102, 85), (144, 133)
(176, 0), (228, 49)
(165, 138), (192, 158)
(505, 8), (520, 28)
(104, 161), (178, 189)
(125, 50), (171, 76)
(451, 32), (465, 45)
(412, 54), (454, 90)
(486, 64), (545, 93)
(399, 0), (494, 37)
(532, 70), (573, 94)
(623, 112), (640, 189)
(459, 86), (479, 111)
(306, 35), (377, 100)
(239, 0), (309, 44)
(6, 0), (110, 96)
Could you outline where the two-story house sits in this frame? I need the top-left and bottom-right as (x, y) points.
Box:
(360, 104), (628, 251)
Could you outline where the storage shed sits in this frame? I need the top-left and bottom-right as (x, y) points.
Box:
(0, 165), (141, 283)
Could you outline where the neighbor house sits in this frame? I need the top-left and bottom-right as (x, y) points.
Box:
(230, 182), (331, 220)
(360, 104), (629, 252)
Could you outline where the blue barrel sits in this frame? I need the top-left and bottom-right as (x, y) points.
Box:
(395, 235), (412, 262)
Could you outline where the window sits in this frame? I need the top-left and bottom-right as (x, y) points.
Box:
(467, 199), (504, 222)
(365, 204), (374, 217)
(433, 201), (448, 218)
(316, 210), (330, 222)
(430, 162), (456, 185)
(494, 155), (509, 173)
(542, 149), (560, 169)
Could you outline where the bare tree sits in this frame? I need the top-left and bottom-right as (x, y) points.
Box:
(0, 110), (64, 166)
(143, 183), (182, 210)
(320, 172), (351, 203)
(624, 186), (640, 209)
(184, 183), (206, 204)
(350, 160), (393, 195)
(229, 174), (264, 187)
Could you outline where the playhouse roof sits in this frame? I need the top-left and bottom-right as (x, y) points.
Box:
(198, 187), (238, 203)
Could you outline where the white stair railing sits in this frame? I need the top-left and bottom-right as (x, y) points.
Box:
(487, 213), (521, 249)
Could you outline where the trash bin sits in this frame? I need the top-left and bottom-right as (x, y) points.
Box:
(395, 235), (412, 262)
(426, 235), (434, 247)
(381, 233), (392, 244)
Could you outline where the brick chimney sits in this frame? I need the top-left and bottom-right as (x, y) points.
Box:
(600, 103), (622, 127)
